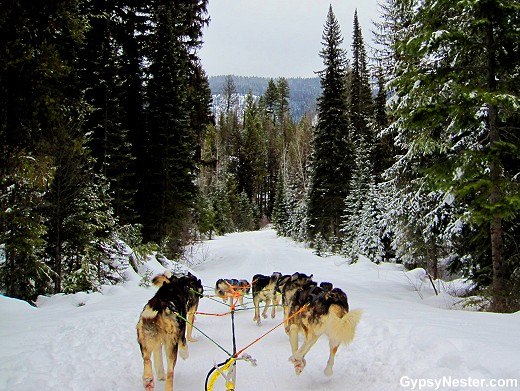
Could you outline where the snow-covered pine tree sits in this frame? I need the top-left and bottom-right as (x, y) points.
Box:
(388, 0), (520, 311)
(342, 134), (376, 263)
(61, 176), (124, 294)
(272, 174), (290, 236)
(307, 5), (353, 242)
(0, 154), (54, 302)
(342, 10), (385, 263)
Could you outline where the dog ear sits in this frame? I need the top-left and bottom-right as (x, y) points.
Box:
(291, 272), (299, 281)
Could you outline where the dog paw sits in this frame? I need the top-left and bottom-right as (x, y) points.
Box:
(289, 356), (306, 375)
(143, 377), (154, 391)
(324, 366), (333, 377)
(180, 347), (189, 360)
(262, 313), (268, 319)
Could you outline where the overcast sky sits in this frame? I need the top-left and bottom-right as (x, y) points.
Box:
(198, 0), (380, 78)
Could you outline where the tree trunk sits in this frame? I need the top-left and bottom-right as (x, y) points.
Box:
(489, 102), (507, 312)
(486, 17), (508, 312)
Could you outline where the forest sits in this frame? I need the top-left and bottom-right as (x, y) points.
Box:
(207, 75), (321, 120)
(1, 0), (519, 313)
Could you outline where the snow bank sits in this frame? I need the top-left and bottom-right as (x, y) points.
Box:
(1, 229), (519, 391)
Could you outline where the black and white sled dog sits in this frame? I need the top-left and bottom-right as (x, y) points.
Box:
(214, 278), (250, 307)
(136, 271), (202, 391)
(278, 272), (362, 376)
(251, 272), (282, 325)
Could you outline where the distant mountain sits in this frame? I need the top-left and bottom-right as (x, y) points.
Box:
(208, 75), (321, 120)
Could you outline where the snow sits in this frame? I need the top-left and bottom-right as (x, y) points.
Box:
(1, 229), (519, 391)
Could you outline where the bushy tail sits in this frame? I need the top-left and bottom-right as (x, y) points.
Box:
(151, 270), (172, 287)
(329, 308), (362, 346)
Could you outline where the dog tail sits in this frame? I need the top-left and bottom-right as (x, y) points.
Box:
(329, 307), (363, 346)
(152, 270), (172, 287)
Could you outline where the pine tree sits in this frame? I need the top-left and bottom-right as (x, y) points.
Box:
(120, 1), (149, 229)
(342, 134), (374, 262)
(0, 0), (107, 295)
(276, 78), (291, 149)
(80, 0), (137, 225)
(272, 174), (290, 236)
(264, 79), (279, 126)
(307, 5), (353, 241)
(389, 0), (520, 311)
(242, 91), (268, 206)
(0, 154), (54, 302)
(138, 0), (210, 256)
(261, 80), (283, 218)
(349, 10), (374, 154)
(341, 11), (383, 261)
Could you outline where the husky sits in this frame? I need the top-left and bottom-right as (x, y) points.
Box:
(278, 272), (315, 325)
(251, 272), (282, 325)
(182, 272), (203, 342)
(136, 271), (200, 391)
(279, 274), (362, 376)
(214, 278), (250, 307)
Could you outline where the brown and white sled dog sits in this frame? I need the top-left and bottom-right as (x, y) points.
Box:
(278, 272), (315, 324)
(136, 271), (202, 391)
(279, 273), (362, 376)
(251, 272), (282, 325)
(214, 278), (250, 307)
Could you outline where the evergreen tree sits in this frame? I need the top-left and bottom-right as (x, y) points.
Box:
(138, 0), (210, 256)
(80, 0), (137, 225)
(120, 1), (149, 228)
(341, 11), (384, 261)
(276, 78), (291, 149)
(373, 65), (396, 176)
(389, 0), (520, 311)
(242, 91), (268, 206)
(272, 174), (290, 236)
(260, 80), (284, 218)
(307, 5), (353, 241)
(372, 0), (418, 76)
(0, 154), (54, 302)
(264, 79), (279, 126)
(0, 0), (106, 295)
(349, 10), (374, 154)
(342, 133), (375, 262)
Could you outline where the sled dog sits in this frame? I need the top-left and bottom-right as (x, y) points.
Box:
(214, 278), (250, 307)
(136, 271), (200, 391)
(278, 272), (315, 324)
(150, 271), (203, 342)
(251, 272), (282, 325)
(183, 272), (203, 342)
(279, 273), (362, 376)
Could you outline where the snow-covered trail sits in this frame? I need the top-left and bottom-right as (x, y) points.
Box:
(1, 229), (519, 391)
